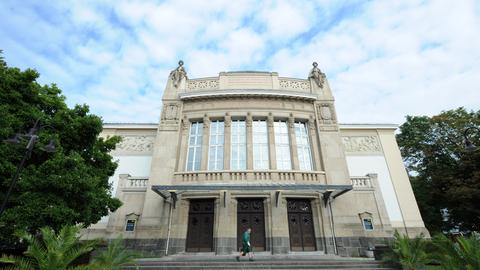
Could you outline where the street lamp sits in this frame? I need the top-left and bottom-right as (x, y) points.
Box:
(0, 119), (56, 218)
(464, 126), (480, 152)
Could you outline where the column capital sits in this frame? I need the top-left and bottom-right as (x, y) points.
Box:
(267, 112), (274, 127)
(246, 112), (253, 127)
(224, 113), (232, 127)
(181, 115), (190, 131)
(203, 114), (210, 129)
(288, 113), (295, 128)
(308, 115), (316, 131)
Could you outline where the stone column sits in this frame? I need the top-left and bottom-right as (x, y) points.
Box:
(288, 113), (299, 170)
(308, 115), (322, 171)
(177, 116), (190, 172)
(201, 114), (210, 171)
(224, 114), (231, 170)
(267, 113), (276, 170)
(246, 113), (253, 170)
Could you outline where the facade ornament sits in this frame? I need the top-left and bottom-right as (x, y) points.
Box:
(203, 114), (210, 129)
(161, 103), (179, 121)
(267, 112), (274, 128)
(308, 115), (316, 131)
(224, 113), (231, 128)
(308, 62), (326, 88)
(170, 60), (188, 88)
(116, 136), (155, 153)
(288, 113), (295, 129)
(181, 116), (189, 131)
(342, 136), (382, 153)
(246, 112), (253, 128)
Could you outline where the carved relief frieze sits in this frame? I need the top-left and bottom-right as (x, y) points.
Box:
(116, 136), (155, 153)
(279, 79), (310, 91)
(187, 79), (219, 90)
(342, 136), (382, 153)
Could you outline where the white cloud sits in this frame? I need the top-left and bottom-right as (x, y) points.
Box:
(0, 0), (479, 124)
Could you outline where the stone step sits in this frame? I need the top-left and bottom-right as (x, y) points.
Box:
(125, 258), (397, 270)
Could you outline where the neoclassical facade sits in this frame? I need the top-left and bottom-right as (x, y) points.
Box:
(83, 62), (428, 257)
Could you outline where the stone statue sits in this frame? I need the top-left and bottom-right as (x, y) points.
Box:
(308, 62), (326, 88)
(170, 60), (187, 88)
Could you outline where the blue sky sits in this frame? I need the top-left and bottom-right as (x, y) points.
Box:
(1, 0), (479, 124)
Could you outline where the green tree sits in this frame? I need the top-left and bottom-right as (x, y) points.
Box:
(0, 51), (121, 249)
(396, 108), (480, 233)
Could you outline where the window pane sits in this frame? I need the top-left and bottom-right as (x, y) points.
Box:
(253, 120), (269, 170)
(295, 122), (313, 171)
(208, 120), (224, 170)
(186, 122), (203, 171)
(231, 120), (246, 170)
(274, 121), (291, 170)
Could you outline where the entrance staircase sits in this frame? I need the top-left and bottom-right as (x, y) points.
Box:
(124, 254), (398, 270)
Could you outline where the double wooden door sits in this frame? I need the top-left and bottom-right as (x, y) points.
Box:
(287, 199), (316, 251)
(186, 199), (214, 252)
(237, 198), (266, 251)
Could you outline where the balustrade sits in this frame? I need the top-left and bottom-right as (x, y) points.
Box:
(351, 176), (373, 189)
(174, 170), (325, 183)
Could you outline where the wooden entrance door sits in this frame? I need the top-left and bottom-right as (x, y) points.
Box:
(186, 199), (214, 252)
(287, 199), (316, 251)
(237, 199), (266, 251)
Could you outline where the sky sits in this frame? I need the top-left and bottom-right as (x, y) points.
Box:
(1, 0), (479, 125)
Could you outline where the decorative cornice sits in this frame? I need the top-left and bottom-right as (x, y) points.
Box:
(179, 89), (317, 101)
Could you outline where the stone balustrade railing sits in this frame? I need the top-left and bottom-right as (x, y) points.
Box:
(126, 178), (148, 188)
(351, 176), (373, 189)
(174, 170), (326, 183)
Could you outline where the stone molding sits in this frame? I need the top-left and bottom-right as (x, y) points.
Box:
(342, 136), (382, 153)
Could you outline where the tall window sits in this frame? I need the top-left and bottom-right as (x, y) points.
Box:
(186, 122), (203, 171)
(253, 120), (269, 170)
(208, 120), (224, 170)
(274, 121), (292, 170)
(295, 122), (313, 171)
(231, 120), (246, 170)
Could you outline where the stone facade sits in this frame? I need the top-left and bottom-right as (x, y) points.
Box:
(82, 63), (429, 257)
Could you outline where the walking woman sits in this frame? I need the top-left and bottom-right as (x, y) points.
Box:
(236, 227), (254, 261)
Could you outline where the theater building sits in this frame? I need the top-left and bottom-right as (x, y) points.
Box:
(83, 62), (429, 257)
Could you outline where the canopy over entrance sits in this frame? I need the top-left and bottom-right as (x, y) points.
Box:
(151, 183), (353, 208)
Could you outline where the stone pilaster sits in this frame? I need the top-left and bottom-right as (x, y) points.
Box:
(177, 116), (190, 172)
(288, 113), (299, 170)
(224, 114), (231, 170)
(267, 113), (276, 170)
(270, 193), (290, 254)
(201, 114), (210, 171)
(308, 115), (322, 172)
(246, 113), (253, 170)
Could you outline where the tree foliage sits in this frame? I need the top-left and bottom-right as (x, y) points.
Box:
(0, 226), (97, 270)
(396, 108), (480, 233)
(0, 51), (121, 249)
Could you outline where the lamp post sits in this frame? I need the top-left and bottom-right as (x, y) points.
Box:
(464, 126), (480, 152)
(0, 119), (56, 218)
